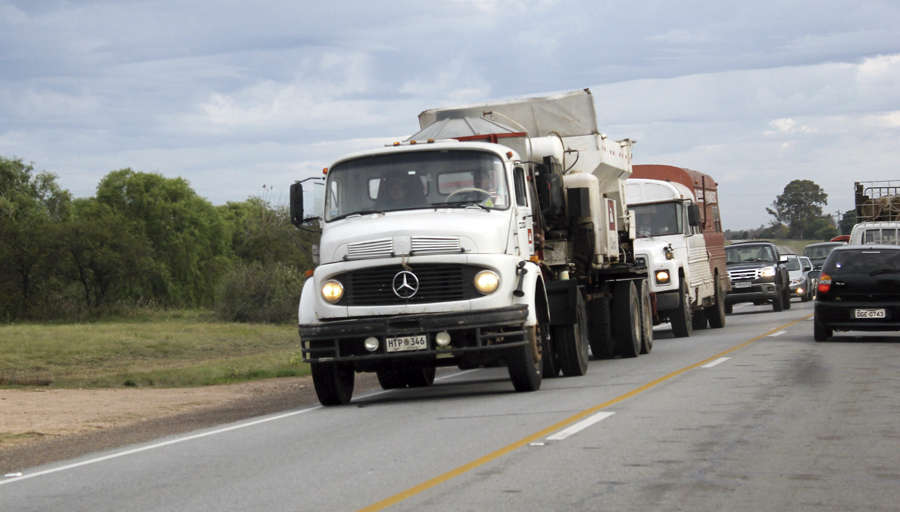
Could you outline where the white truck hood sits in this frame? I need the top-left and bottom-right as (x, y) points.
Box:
(319, 209), (512, 264)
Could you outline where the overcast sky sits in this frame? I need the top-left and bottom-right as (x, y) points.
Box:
(2, 0), (899, 229)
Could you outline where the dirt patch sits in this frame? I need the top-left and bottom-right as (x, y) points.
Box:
(0, 375), (379, 474)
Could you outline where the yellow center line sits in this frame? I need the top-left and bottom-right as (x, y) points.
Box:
(357, 313), (814, 512)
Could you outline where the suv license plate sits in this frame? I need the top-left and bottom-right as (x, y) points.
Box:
(733, 281), (752, 288)
(386, 335), (428, 353)
(854, 309), (886, 319)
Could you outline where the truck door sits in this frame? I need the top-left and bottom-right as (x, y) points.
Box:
(513, 166), (534, 257)
(685, 202), (713, 300)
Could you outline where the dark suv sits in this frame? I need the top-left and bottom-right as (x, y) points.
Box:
(724, 241), (791, 313)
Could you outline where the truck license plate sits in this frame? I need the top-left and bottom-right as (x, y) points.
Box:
(854, 309), (886, 319)
(386, 335), (428, 353)
(733, 281), (751, 288)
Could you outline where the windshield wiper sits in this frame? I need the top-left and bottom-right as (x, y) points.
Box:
(330, 209), (385, 221)
(869, 269), (900, 276)
(434, 200), (490, 211)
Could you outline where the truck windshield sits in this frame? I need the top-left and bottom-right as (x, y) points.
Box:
(324, 150), (510, 221)
(631, 202), (682, 237)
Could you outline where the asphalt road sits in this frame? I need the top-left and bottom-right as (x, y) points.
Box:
(3, 300), (900, 512)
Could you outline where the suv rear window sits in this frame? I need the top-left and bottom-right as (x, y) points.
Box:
(823, 249), (900, 275)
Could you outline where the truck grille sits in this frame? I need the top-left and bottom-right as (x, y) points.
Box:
(347, 238), (394, 259)
(411, 236), (461, 254)
(729, 269), (761, 281)
(338, 264), (479, 306)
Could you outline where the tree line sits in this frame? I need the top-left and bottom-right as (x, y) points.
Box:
(0, 156), (318, 323)
(727, 179), (854, 241)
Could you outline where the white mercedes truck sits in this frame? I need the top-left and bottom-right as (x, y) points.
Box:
(291, 89), (652, 405)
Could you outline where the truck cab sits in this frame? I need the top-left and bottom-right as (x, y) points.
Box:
(626, 166), (729, 337)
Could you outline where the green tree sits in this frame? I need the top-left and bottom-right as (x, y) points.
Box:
(839, 209), (857, 235)
(807, 218), (838, 241)
(219, 195), (317, 268)
(55, 200), (162, 310)
(0, 157), (71, 318)
(766, 180), (828, 239)
(95, 169), (232, 306)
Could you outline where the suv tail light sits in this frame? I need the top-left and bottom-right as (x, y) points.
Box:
(817, 273), (831, 294)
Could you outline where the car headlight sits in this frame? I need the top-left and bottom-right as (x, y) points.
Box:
(761, 266), (776, 277)
(321, 280), (344, 303)
(655, 270), (670, 284)
(474, 270), (500, 294)
(791, 277), (804, 285)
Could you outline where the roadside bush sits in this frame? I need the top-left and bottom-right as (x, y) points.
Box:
(215, 262), (304, 323)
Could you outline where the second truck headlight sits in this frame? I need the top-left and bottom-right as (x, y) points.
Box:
(321, 280), (344, 303)
(474, 270), (500, 294)
(655, 270), (670, 284)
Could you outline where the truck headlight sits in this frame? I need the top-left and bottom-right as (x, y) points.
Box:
(655, 270), (670, 284)
(321, 280), (344, 303)
(474, 270), (500, 294)
(761, 266), (776, 277)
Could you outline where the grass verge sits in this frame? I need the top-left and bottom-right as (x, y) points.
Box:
(0, 310), (309, 389)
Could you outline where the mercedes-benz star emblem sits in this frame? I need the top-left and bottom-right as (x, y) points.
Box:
(392, 271), (419, 299)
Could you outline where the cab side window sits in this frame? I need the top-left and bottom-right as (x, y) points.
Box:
(514, 167), (528, 207)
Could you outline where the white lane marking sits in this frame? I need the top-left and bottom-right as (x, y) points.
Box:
(2, 368), (483, 486)
(768, 330), (786, 337)
(0, 406), (321, 487)
(702, 357), (730, 368)
(546, 412), (615, 441)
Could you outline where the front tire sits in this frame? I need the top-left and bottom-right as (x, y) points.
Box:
(587, 296), (613, 360)
(670, 280), (693, 338)
(507, 323), (544, 392)
(783, 285), (792, 310)
(403, 365), (436, 388)
(311, 362), (355, 406)
(707, 276), (727, 329)
(555, 291), (589, 376)
(638, 280), (653, 355)
(772, 284), (785, 312)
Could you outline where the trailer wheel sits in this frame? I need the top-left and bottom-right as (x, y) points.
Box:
(707, 275), (727, 329)
(376, 366), (405, 390)
(507, 322), (544, 392)
(613, 280), (641, 358)
(670, 280), (693, 338)
(311, 362), (355, 406)
(587, 296), (614, 360)
(555, 291), (589, 376)
(638, 280), (653, 355)
(403, 365), (436, 388)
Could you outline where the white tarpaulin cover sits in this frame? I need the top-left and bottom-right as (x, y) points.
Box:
(416, 89), (598, 138)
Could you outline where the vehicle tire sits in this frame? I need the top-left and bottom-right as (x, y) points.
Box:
(692, 309), (708, 330)
(587, 296), (614, 360)
(670, 279), (693, 338)
(403, 365), (436, 388)
(725, 301), (733, 315)
(783, 285), (792, 310)
(801, 279), (812, 302)
(813, 317), (832, 342)
(507, 322), (543, 392)
(542, 328), (561, 378)
(555, 291), (589, 376)
(376, 366), (405, 390)
(638, 280), (653, 355)
(613, 280), (641, 358)
(772, 285), (785, 312)
(311, 362), (355, 406)
(707, 276), (727, 329)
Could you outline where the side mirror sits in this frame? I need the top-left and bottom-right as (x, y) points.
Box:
(808, 270), (820, 279)
(688, 204), (701, 227)
(290, 182), (305, 227)
(779, 255), (788, 263)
